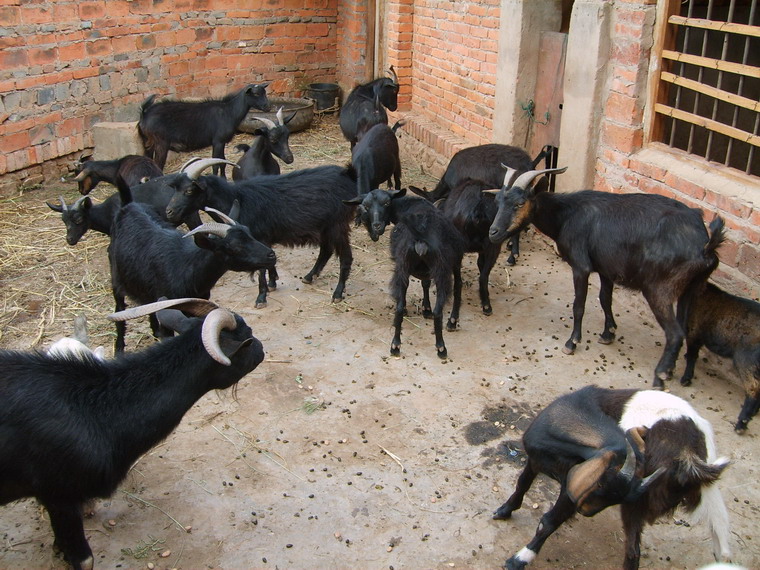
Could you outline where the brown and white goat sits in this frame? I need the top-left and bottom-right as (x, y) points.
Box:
(494, 385), (731, 570)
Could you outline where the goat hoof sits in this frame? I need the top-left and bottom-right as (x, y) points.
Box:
(255, 301), (268, 309)
(446, 319), (458, 332)
(505, 556), (529, 570)
(422, 310), (433, 319)
(492, 506), (513, 520)
(652, 378), (665, 390)
(332, 296), (344, 303)
(598, 333), (615, 345)
(482, 305), (493, 316)
(301, 276), (314, 284)
(437, 347), (448, 359)
(390, 346), (401, 357)
(562, 342), (576, 355)
(679, 377), (692, 387)
(734, 423), (748, 434)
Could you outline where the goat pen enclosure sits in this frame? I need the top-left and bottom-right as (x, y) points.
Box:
(0, 116), (759, 569)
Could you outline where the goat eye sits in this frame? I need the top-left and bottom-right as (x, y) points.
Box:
(184, 189), (194, 196)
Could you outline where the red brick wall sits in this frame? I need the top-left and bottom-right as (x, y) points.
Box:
(0, 0), (338, 183)
(409, 0), (500, 146)
(337, 0), (370, 97)
(594, 1), (759, 296)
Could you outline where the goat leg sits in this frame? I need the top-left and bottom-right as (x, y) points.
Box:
(476, 247), (501, 316)
(421, 279), (433, 319)
(621, 503), (644, 570)
(645, 291), (684, 387)
(45, 501), (93, 570)
(391, 292), (407, 357)
(506, 233), (520, 266)
(331, 236), (353, 302)
(113, 292), (127, 353)
(446, 266), (463, 331)
(302, 243), (333, 284)
(563, 269), (590, 355)
(433, 281), (449, 358)
(494, 461), (538, 520)
(254, 269), (269, 308)
(598, 275), (617, 344)
(678, 340), (703, 387)
(505, 491), (576, 570)
(736, 392), (760, 433)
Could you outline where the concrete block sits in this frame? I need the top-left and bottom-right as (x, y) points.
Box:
(92, 121), (144, 160)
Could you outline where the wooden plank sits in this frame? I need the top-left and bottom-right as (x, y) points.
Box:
(668, 15), (760, 39)
(662, 49), (760, 79)
(660, 71), (760, 112)
(654, 103), (760, 147)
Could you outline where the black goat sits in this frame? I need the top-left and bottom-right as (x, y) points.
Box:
(345, 188), (464, 358)
(348, 120), (404, 197)
(410, 144), (551, 265)
(488, 167), (725, 388)
(164, 158), (358, 307)
(137, 83), (270, 178)
(46, 176), (202, 245)
(71, 153), (163, 195)
(109, 175), (275, 352)
(232, 106), (297, 180)
(0, 298), (264, 570)
(431, 178), (503, 316)
(494, 385), (731, 570)
(680, 281), (760, 433)
(339, 66), (399, 147)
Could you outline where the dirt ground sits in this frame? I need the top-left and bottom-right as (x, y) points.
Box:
(0, 115), (758, 570)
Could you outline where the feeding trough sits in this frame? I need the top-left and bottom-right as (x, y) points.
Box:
(238, 97), (315, 134)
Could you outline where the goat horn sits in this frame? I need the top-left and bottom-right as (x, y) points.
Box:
(511, 166), (568, 191)
(204, 206), (237, 225)
(276, 106), (285, 126)
(183, 158), (238, 180)
(179, 157), (204, 172)
(201, 307), (239, 366)
(74, 169), (90, 182)
(108, 298), (219, 321)
(183, 222), (232, 239)
(638, 466), (666, 490)
(619, 439), (637, 481)
(58, 196), (68, 212)
(501, 164), (518, 188)
(252, 116), (276, 130)
(388, 65), (399, 84)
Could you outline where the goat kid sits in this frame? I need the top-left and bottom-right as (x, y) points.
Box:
(138, 83), (270, 178)
(232, 106), (297, 180)
(339, 66), (399, 147)
(0, 298), (264, 570)
(487, 167), (724, 388)
(495, 385), (731, 570)
(165, 158), (358, 307)
(680, 281), (760, 433)
(430, 178), (503, 315)
(71, 153), (163, 195)
(345, 188), (464, 358)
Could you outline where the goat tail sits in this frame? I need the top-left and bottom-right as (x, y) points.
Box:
(705, 215), (726, 256)
(140, 94), (157, 117)
(691, 477), (732, 562)
(391, 119), (407, 133)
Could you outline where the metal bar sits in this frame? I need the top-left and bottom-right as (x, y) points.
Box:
(705, 0), (736, 162)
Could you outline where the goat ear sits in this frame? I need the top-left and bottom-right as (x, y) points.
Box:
(155, 308), (194, 334)
(566, 451), (615, 507)
(343, 196), (364, 206)
(228, 199), (241, 222)
(389, 188), (406, 199)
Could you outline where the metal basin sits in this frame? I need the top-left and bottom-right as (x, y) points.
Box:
(238, 97), (315, 134)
